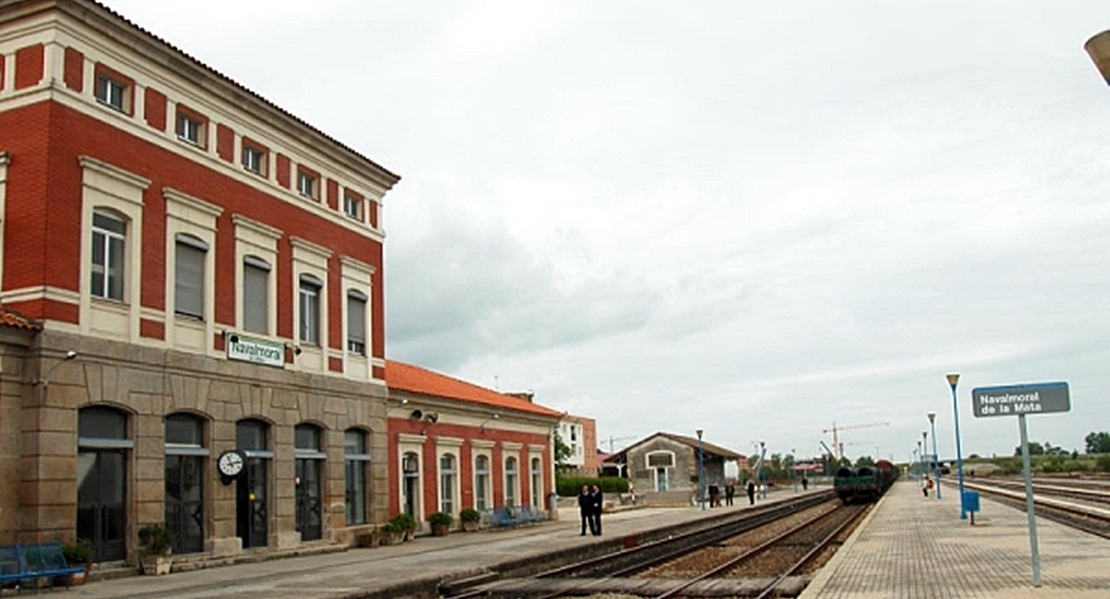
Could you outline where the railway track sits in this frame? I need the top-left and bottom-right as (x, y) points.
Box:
(442, 491), (870, 599)
(959, 479), (1110, 539)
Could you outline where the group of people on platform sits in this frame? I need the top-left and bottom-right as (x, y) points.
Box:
(577, 485), (604, 536)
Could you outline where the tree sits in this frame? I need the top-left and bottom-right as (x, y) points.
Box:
(1085, 431), (1110, 454)
(553, 431), (573, 468)
(1014, 442), (1045, 457)
(854, 455), (875, 467)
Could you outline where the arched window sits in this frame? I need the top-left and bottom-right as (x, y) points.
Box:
(344, 429), (370, 525)
(165, 413), (207, 554)
(474, 455), (490, 510)
(439, 453), (457, 515)
(294, 423), (326, 541)
(505, 456), (519, 508)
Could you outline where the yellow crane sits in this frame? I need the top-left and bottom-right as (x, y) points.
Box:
(823, 421), (889, 460)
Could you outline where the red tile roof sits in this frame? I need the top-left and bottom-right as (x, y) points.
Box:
(385, 361), (563, 419)
(0, 306), (40, 331)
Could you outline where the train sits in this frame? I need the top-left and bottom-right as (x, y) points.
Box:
(834, 459), (898, 504)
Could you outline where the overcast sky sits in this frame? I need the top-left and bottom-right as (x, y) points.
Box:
(107, 0), (1110, 463)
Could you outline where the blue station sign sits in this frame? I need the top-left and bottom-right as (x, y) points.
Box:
(971, 382), (1070, 418)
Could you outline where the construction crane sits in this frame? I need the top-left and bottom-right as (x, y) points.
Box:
(823, 421), (889, 460)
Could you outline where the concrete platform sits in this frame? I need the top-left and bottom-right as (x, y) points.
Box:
(60, 490), (808, 599)
(799, 479), (1110, 599)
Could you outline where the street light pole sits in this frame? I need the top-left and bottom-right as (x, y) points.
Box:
(947, 373), (967, 519)
(759, 440), (767, 499)
(928, 412), (941, 500)
(916, 440), (922, 482)
(696, 429), (705, 511)
(921, 431), (929, 494)
(791, 448), (797, 493)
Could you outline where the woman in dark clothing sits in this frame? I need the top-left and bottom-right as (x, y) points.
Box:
(578, 485), (593, 535)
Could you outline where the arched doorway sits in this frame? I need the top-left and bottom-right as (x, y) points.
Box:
(77, 406), (131, 562)
(165, 413), (206, 554)
(294, 424), (325, 541)
(402, 452), (420, 517)
(235, 419), (271, 548)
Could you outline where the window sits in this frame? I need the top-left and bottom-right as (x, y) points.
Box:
(176, 111), (205, 147)
(297, 171), (317, 199)
(505, 457), (518, 508)
(474, 455), (490, 510)
(242, 145), (266, 176)
(91, 210), (125, 301)
(531, 457), (542, 509)
(95, 75), (127, 112)
(647, 452), (675, 468)
(347, 290), (367, 355)
(344, 430), (370, 525)
(570, 426), (577, 442)
(440, 454), (457, 515)
(242, 256), (270, 334)
(174, 234), (207, 318)
(343, 194), (363, 221)
(299, 274), (322, 345)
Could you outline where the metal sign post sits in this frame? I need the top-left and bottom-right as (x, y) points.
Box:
(1017, 414), (1041, 587)
(972, 381), (1070, 589)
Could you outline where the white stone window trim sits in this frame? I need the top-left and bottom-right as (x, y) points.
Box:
(645, 450), (676, 469)
(503, 452), (521, 509)
(472, 449), (493, 511)
(397, 434), (426, 521)
(0, 152), (8, 287)
(233, 214), (282, 338)
(437, 449), (460, 516)
(164, 187), (222, 354)
(78, 156), (149, 342)
(291, 237), (332, 369)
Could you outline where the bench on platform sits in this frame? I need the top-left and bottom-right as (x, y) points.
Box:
(0, 542), (85, 591)
(484, 505), (547, 528)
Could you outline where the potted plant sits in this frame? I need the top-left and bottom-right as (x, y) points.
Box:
(427, 512), (453, 536)
(380, 521), (404, 545)
(60, 539), (94, 585)
(356, 527), (381, 548)
(459, 508), (481, 532)
(389, 513), (418, 542)
(137, 523), (174, 575)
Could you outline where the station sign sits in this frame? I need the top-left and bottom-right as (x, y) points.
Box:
(226, 334), (285, 368)
(971, 382), (1069, 418)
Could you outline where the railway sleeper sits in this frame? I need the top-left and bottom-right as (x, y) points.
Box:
(479, 575), (813, 598)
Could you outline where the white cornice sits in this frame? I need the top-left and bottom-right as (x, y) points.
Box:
(339, 255), (377, 277)
(290, 236), (333, 260)
(79, 154), (151, 191)
(232, 214), (283, 240)
(164, 187), (224, 219)
(397, 433), (427, 445)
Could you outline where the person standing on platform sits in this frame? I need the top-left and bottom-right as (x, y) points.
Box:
(802, 476), (808, 491)
(747, 480), (756, 505)
(589, 485), (603, 535)
(725, 482), (735, 506)
(708, 481), (720, 507)
(578, 485), (593, 535)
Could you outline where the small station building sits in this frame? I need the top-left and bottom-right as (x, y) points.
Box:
(604, 432), (745, 506)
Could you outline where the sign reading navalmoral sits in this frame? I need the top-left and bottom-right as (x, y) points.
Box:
(971, 382), (1070, 418)
(226, 334), (285, 368)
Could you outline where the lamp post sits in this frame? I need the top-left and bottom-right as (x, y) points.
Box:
(791, 448), (797, 493)
(759, 440), (767, 499)
(696, 429), (705, 511)
(927, 413), (941, 500)
(921, 431), (929, 494)
(947, 373), (967, 519)
(916, 440), (922, 482)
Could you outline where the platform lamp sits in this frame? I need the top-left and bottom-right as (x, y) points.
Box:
(947, 373), (968, 519)
(927, 413), (941, 500)
(921, 431), (928, 491)
(759, 440), (767, 499)
(913, 444), (920, 482)
(791, 447), (797, 493)
(696, 429), (705, 510)
(1085, 30), (1110, 85)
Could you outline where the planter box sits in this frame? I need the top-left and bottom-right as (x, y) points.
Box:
(141, 555), (172, 576)
(431, 523), (449, 537)
(462, 520), (480, 532)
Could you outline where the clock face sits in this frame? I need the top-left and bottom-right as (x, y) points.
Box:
(217, 450), (245, 478)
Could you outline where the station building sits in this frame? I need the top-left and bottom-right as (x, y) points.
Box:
(604, 432), (744, 506)
(555, 414), (598, 477)
(0, 0), (564, 569)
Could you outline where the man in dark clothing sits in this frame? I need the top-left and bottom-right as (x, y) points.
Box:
(746, 480), (756, 505)
(802, 476), (808, 491)
(578, 485), (593, 535)
(589, 485), (603, 535)
(708, 481), (720, 507)
(725, 482), (735, 506)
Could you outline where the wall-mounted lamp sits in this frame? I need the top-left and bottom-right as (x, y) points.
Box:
(409, 409), (424, 420)
(479, 412), (500, 433)
(423, 412), (439, 423)
(31, 350), (78, 387)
